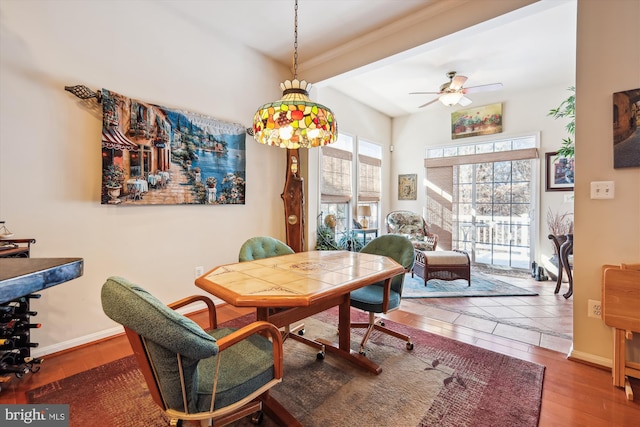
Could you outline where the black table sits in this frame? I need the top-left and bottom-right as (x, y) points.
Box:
(0, 258), (83, 304)
(548, 234), (573, 299)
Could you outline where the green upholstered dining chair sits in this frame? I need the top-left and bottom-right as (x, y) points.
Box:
(238, 236), (295, 262)
(238, 237), (308, 340)
(350, 234), (416, 356)
(101, 276), (299, 427)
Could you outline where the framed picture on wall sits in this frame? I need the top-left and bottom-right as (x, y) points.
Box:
(545, 152), (574, 191)
(398, 174), (417, 200)
(451, 103), (503, 139)
(612, 87), (640, 169)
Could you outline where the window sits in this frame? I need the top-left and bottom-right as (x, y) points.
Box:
(130, 145), (152, 177)
(321, 134), (353, 234)
(357, 139), (382, 230)
(425, 136), (538, 269)
(320, 135), (382, 250)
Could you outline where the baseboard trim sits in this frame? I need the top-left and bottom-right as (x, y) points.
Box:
(31, 303), (211, 358)
(568, 347), (611, 370)
(31, 326), (124, 358)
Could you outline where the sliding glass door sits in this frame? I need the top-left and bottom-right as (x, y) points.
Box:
(453, 160), (532, 269)
(426, 136), (537, 270)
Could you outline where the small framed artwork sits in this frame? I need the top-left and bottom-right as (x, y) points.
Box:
(545, 152), (574, 192)
(398, 174), (417, 200)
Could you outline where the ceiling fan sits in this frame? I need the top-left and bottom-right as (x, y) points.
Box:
(410, 71), (503, 108)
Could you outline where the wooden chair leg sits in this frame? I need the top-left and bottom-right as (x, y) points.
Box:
(613, 328), (626, 388)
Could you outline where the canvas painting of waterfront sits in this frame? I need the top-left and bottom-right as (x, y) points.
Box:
(100, 89), (245, 205)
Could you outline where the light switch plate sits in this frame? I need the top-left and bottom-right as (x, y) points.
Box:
(590, 181), (614, 199)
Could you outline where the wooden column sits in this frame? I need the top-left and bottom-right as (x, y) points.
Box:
(281, 149), (304, 252)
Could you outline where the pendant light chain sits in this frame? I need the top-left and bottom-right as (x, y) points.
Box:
(293, 0), (298, 80)
(252, 0), (337, 148)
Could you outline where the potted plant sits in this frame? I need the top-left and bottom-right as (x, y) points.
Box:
(103, 164), (125, 204)
(205, 176), (217, 188)
(548, 86), (575, 158)
(546, 208), (573, 253)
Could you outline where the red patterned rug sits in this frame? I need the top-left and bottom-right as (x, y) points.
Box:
(28, 309), (544, 426)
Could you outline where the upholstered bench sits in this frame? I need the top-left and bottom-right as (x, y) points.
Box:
(412, 249), (470, 286)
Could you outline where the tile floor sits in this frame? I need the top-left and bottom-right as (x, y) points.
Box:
(393, 271), (574, 354)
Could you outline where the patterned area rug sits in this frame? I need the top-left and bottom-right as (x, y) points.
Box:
(28, 310), (544, 427)
(403, 272), (539, 298)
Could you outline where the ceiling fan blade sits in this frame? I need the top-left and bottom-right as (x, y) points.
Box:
(409, 91), (441, 95)
(418, 98), (440, 108)
(463, 82), (503, 94)
(458, 96), (472, 107)
(450, 75), (468, 90)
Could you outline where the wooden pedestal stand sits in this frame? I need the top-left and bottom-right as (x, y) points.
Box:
(281, 149), (304, 253)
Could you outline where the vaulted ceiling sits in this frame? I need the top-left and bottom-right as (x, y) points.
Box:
(163, 0), (576, 117)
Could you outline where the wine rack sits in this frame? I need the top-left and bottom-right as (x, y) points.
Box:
(0, 294), (43, 391)
(0, 235), (83, 393)
(0, 234), (41, 391)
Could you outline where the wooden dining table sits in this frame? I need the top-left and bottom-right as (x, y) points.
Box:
(195, 250), (405, 374)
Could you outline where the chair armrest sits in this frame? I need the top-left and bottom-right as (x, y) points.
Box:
(215, 321), (284, 379)
(425, 232), (438, 250)
(169, 295), (218, 330)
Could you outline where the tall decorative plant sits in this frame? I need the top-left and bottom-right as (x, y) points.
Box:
(546, 208), (573, 254)
(546, 208), (573, 237)
(548, 86), (575, 158)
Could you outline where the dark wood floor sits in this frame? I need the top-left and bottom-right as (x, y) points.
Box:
(1, 301), (638, 426)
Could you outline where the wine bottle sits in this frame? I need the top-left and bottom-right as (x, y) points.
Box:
(0, 336), (37, 348)
(14, 323), (41, 331)
(0, 327), (16, 338)
(0, 363), (29, 375)
(11, 311), (37, 320)
(1, 311), (37, 322)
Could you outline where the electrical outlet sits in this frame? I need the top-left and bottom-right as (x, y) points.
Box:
(588, 299), (602, 319)
(195, 266), (204, 278)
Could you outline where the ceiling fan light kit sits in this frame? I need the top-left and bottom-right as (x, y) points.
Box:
(439, 92), (464, 106)
(411, 71), (503, 108)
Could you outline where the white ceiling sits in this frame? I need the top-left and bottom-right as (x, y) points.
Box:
(162, 0), (576, 117)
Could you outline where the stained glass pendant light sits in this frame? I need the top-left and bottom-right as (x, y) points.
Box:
(251, 0), (338, 253)
(252, 0), (338, 149)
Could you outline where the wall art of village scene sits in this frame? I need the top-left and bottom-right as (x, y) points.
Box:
(101, 89), (246, 205)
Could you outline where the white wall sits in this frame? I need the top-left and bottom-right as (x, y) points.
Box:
(571, 0), (640, 365)
(391, 83), (575, 265)
(0, 1), (288, 354)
